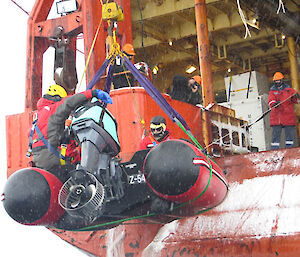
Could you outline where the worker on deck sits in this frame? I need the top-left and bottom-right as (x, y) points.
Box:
(170, 74), (202, 105)
(268, 72), (300, 150)
(27, 84), (112, 180)
(139, 115), (173, 150)
(112, 43), (136, 89)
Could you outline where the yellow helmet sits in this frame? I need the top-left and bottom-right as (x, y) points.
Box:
(46, 85), (67, 98)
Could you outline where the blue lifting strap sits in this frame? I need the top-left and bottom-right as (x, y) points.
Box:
(27, 119), (66, 161)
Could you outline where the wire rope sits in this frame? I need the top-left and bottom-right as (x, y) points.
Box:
(9, 0), (29, 15)
(236, 0), (251, 39)
(277, 0), (286, 14)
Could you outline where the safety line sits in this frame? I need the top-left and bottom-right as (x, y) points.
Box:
(77, 0), (112, 91)
(236, 0), (251, 39)
(77, 16), (104, 91)
(10, 0), (29, 15)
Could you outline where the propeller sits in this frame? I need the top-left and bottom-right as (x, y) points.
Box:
(66, 171), (97, 209)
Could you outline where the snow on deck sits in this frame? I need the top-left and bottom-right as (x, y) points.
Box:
(142, 174), (300, 256)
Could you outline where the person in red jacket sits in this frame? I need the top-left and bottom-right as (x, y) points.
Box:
(139, 116), (173, 150)
(268, 72), (300, 149)
(28, 84), (112, 178)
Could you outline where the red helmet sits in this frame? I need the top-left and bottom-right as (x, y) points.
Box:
(273, 72), (284, 81)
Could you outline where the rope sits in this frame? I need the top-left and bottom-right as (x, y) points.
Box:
(77, 16), (104, 92)
(136, 0), (147, 60)
(228, 76), (233, 102)
(246, 71), (252, 99)
(236, 0), (251, 39)
(10, 0), (29, 15)
(173, 157), (213, 210)
(277, 0), (286, 14)
(77, 0), (115, 92)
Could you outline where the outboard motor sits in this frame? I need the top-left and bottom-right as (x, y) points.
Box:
(58, 98), (122, 221)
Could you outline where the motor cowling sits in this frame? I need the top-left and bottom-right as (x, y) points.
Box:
(2, 168), (65, 225)
(143, 140), (227, 208)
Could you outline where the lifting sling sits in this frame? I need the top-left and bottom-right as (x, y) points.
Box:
(27, 117), (67, 164)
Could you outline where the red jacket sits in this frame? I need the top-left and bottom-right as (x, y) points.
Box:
(138, 131), (174, 150)
(268, 83), (299, 126)
(32, 90), (93, 150)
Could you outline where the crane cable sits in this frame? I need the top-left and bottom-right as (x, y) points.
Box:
(277, 0), (286, 14)
(9, 0), (29, 15)
(236, 0), (251, 39)
(106, 17), (147, 133)
(77, 0), (111, 91)
(77, 16), (104, 92)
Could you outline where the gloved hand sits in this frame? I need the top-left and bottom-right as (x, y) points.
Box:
(273, 101), (281, 108)
(92, 89), (112, 104)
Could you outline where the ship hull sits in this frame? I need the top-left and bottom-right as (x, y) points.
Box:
(51, 147), (300, 257)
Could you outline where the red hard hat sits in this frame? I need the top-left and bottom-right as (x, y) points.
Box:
(273, 72), (284, 81)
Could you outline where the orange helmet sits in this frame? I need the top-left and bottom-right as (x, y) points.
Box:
(122, 43), (136, 56)
(273, 72), (284, 81)
(192, 75), (202, 85)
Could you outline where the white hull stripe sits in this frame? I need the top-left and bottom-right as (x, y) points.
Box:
(193, 158), (228, 187)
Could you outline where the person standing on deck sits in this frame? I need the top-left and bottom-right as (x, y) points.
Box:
(268, 72), (300, 149)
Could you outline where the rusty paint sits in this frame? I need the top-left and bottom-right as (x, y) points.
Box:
(194, 0), (215, 106)
(194, 0), (214, 151)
